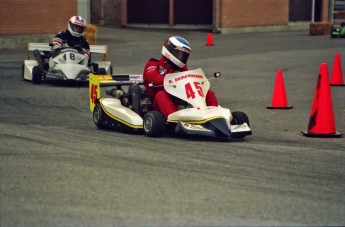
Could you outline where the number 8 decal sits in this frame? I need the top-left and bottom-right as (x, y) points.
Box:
(185, 82), (204, 99)
(63, 53), (76, 61)
(70, 53), (75, 60)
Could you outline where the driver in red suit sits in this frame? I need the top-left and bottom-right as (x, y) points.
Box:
(143, 36), (218, 118)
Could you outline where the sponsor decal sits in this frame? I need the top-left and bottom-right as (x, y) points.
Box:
(231, 123), (250, 132)
(174, 46), (190, 54)
(129, 75), (143, 81)
(234, 125), (244, 130)
(61, 48), (78, 53)
(181, 122), (211, 132)
(159, 66), (167, 76)
(146, 66), (157, 72)
(175, 74), (203, 82)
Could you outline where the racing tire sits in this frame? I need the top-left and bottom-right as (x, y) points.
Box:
(128, 84), (142, 114)
(110, 66), (113, 75)
(93, 103), (108, 129)
(230, 111), (250, 139)
(96, 68), (107, 75)
(231, 111), (250, 126)
(143, 111), (166, 137)
(32, 66), (43, 84)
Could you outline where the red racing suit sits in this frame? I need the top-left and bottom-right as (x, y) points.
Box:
(143, 56), (219, 118)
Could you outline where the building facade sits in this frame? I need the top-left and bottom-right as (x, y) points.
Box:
(0, 0), (77, 35)
(90, 0), (331, 33)
(0, 0), (332, 42)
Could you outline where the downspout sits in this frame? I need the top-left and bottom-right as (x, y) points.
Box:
(215, 0), (220, 33)
(169, 0), (174, 28)
(122, 0), (128, 26)
(312, 0), (315, 22)
(99, 0), (105, 25)
(329, 0), (334, 23)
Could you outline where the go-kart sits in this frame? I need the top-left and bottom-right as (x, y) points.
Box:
(22, 42), (112, 84)
(89, 68), (252, 140)
(330, 22), (345, 38)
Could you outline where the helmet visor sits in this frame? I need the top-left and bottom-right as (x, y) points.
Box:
(171, 48), (190, 64)
(70, 22), (85, 34)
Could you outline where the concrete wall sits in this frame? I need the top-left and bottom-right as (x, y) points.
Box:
(219, 0), (289, 28)
(0, 0), (77, 35)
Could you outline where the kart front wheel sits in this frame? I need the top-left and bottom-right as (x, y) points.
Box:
(331, 33), (339, 38)
(93, 103), (108, 129)
(143, 111), (166, 137)
(230, 111), (251, 139)
(32, 66), (43, 84)
(231, 111), (250, 126)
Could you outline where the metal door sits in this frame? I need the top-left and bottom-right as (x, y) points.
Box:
(289, 0), (313, 21)
(174, 0), (213, 25)
(128, 0), (169, 24)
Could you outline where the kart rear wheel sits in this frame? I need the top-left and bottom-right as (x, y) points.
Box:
(143, 111), (166, 137)
(231, 111), (250, 126)
(93, 103), (107, 129)
(331, 33), (339, 38)
(32, 66), (43, 84)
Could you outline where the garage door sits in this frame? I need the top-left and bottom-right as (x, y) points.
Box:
(174, 0), (213, 25)
(289, 0), (312, 21)
(127, 0), (169, 24)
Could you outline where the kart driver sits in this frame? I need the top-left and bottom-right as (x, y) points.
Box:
(49, 16), (90, 68)
(143, 36), (219, 118)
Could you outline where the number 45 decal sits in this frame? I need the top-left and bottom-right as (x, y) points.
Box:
(185, 82), (204, 99)
(90, 84), (98, 104)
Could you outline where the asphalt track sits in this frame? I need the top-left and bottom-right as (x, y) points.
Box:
(0, 27), (344, 226)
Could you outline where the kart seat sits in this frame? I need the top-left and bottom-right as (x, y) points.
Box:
(33, 49), (50, 71)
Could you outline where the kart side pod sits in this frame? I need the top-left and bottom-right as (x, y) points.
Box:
(89, 73), (146, 131)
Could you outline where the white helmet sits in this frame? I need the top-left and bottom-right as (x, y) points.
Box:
(68, 16), (87, 37)
(161, 36), (191, 69)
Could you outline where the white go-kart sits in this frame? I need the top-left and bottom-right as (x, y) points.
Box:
(22, 42), (112, 84)
(89, 68), (252, 140)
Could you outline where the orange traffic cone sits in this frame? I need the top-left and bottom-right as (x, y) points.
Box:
(301, 63), (342, 137)
(205, 33), (214, 46)
(330, 53), (345, 86)
(266, 70), (293, 109)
